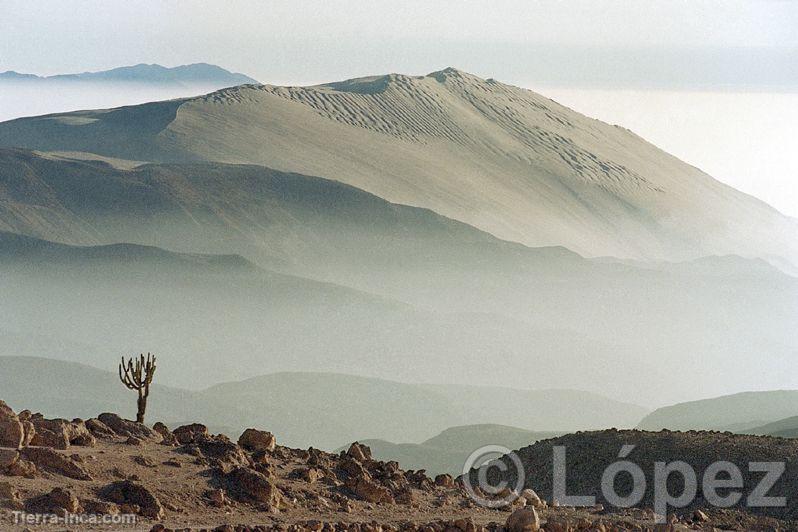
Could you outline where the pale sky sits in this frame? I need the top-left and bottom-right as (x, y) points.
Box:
(1, 0), (796, 215)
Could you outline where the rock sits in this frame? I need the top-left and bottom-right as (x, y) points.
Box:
(0, 447), (19, 468)
(83, 499), (121, 515)
(0, 481), (23, 509)
(207, 488), (227, 507)
(520, 488), (543, 508)
(0, 400), (24, 449)
(173, 423), (209, 444)
(238, 428), (276, 453)
(434, 473), (455, 488)
(125, 436), (144, 446)
(347, 442), (372, 462)
(226, 466), (283, 506)
(27, 487), (82, 515)
(85, 418), (116, 439)
(299, 466), (324, 484)
(153, 422), (177, 445)
(505, 507), (540, 532)
(6, 459), (36, 478)
(185, 436), (250, 469)
(101, 480), (165, 519)
(21, 446), (92, 480)
(28, 416), (96, 449)
(352, 477), (394, 504)
(97, 413), (159, 440)
(693, 509), (709, 522)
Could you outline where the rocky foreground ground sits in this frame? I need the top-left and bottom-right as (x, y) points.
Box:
(0, 401), (794, 531)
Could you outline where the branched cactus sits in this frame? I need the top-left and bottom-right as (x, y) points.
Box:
(118, 353), (157, 423)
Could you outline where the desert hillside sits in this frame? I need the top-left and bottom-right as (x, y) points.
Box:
(0, 401), (794, 531)
(0, 69), (794, 265)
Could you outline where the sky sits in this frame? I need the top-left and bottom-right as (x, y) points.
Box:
(1, 0), (796, 215)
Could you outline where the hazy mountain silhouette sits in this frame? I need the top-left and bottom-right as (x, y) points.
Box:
(0, 63), (257, 86)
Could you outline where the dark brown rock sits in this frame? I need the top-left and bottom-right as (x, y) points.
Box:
(173, 423), (209, 444)
(101, 480), (165, 519)
(238, 428), (276, 453)
(225, 466), (283, 506)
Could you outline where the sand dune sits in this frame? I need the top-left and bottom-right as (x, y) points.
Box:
(0, 68), (794, 266)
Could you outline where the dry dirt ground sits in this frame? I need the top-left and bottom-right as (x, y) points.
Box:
(0, 404), (794, 531)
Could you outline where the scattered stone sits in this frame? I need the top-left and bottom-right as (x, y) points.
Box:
(133, 454), (157, 467)
(21, 446), (92, 480)
(101, 480), (165, 519)
(693, 509), (709, 522)
(238, 428), (276, 453)
(505, 506), (540, 532)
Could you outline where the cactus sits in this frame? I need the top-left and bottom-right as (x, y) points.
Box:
(118, 353), (156, 424)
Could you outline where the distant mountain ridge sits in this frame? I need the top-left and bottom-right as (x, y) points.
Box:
(0, 63), (258, 86)
(0, 357), (644, 450)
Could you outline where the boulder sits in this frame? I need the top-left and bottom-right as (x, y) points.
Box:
(225, 466), (282, 506)
(0, 448), (19, 469)
(346, 442), (372, 462)
(238, 428), (276, 453)
(434, 473), (455, 488)
(6, 459), (36, 478)
(101, 480), (164, 519)
(0, 481), (23, 509)
(27, 487), (82, 515)
(97, 413), (159, 441)
(521, 488), (544, 508)
(0, 400), (24, 449)
(85, 418), (116, 439)
(29, 416), (96, 449)
(352, 477), (394, 504)
(153, 422), (177, 445)
(173, 423), (209, 445)
(83, 499), (121, 515)
(505, 507), (540, 532)
(21, 446), (92, 480)
(187, 436), (250, 469)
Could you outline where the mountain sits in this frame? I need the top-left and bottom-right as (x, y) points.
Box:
(0, 68), (794, 266)
(0, 149), (796, 405)
(0, 356), (238, 425)
(348, 424), (564, 476)
(0, 63), (257, 86)
(637, 391), (798, 431)
(0, 357), (641, 450)
(199, 373), (645, 449)
(744, 416), (798, 438)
